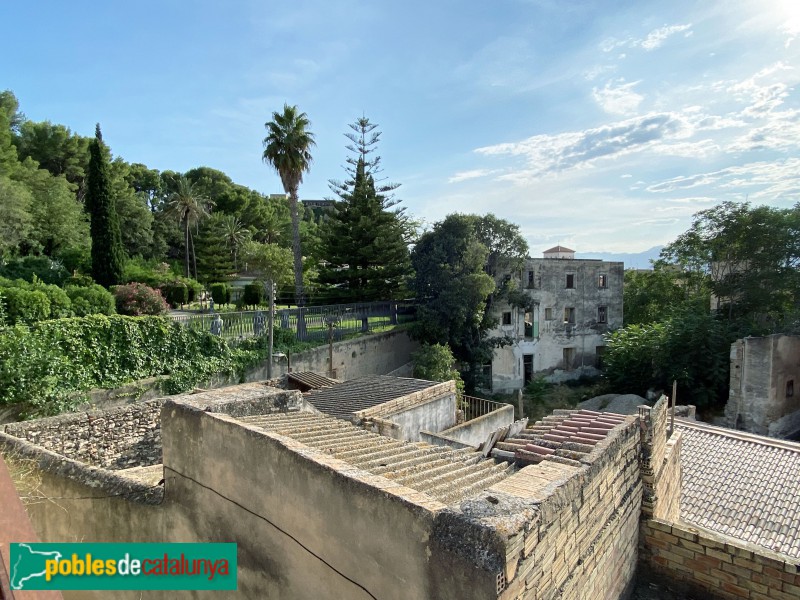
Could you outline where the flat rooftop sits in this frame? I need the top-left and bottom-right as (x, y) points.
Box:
(676, 418), (800, 559)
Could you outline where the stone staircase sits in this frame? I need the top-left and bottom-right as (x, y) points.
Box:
(239, 412), (514, 505)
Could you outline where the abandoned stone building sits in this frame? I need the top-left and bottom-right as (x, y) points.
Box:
(2, 375), (798, 600)
(724, 334), (800, 440)
(486, 246), (624, 392)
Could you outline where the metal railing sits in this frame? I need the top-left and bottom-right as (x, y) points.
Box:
(168, 300), (416, 344)
(460, 395), (509, 422)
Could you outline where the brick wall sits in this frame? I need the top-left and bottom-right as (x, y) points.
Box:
(487, 417), (642, 599)
(640, 395), (683, 521)
(641, 519), (800, 600)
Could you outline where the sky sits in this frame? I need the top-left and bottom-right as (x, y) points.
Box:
(2, 0), (799, 256)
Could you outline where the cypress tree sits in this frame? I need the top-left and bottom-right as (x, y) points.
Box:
(319, 117), (411, 303)
(87, 124), (125, 287)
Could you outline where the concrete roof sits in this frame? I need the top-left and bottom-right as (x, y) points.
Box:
(305, 375), (440, 420)
(676, 418), (800, 559)
(239, 412), (513, 505)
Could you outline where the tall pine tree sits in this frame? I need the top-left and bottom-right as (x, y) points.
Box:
(86, 124), (125, 287)
(319, 117), (411, 303)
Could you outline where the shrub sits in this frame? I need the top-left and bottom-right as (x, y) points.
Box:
(163, 281), (189, 308)
(242, 282), (264, 308)
(0, 288), (51, 324)
(64, 273), (96, 288)
(412, 343), (464, 397)
(185, 279), (203, 303)
(66, 285), (116, 317)
(114, 283), (169, 316)
(210, 283), (232, 306)
(32, 282), (72, 319)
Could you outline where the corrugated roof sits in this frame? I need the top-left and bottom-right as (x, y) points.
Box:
(305, 375), (439, 420)
(287, 371), (338, 391)
(238, 412), (513, 505)
(677, 418), (800, 559)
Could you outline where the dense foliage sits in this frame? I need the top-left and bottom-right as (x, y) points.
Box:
(411, 213), (527, 392)
(0, 315), (312, 417)
(0, 277), (115, 325)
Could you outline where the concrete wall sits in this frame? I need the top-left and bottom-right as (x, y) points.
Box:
(246, 329), (420, 382)
(726, 335), (800, 438)
(430, 405), (516, 448)
(640, 519), (800, 600)
(488, 259), (623, 392)
(355, 381), (457, 442)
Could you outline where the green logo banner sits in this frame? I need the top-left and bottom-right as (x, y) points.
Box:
(9, 543), (237, 590)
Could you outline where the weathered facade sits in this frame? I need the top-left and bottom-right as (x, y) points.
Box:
(487, 250), (624, 392)
(725, 334), (800, 439)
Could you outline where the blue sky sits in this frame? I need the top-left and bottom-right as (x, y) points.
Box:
(2, 0), (799, 255)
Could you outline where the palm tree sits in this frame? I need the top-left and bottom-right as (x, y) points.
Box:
(263, 104), (315, 306)
(220, 215), (250, 271)
(167, 175), (212, 279)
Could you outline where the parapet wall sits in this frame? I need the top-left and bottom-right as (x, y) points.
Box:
(2, 399), (164, 469)
(431, 414), (642, 599)
(640, 519), (800, 600)
(639, 396), (683, 521)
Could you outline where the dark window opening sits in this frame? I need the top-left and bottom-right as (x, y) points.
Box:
(523, 354), (534, 384)
(524, 312), (534, 338)
(502, 311), (512, 325)
(598, 306), (607, 324)
(596, 346), (606, 368)
(787, 380), (794, 398)
(527, 271), (534, 287)
(564, 307), (575, 324)
(563, 348), (575, 371)
(598, 274), (608, 288)
(566, 273), (575, 289)
(545, 307), (553, 320)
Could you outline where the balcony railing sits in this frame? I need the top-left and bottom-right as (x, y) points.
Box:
(460, 395), (509, 422)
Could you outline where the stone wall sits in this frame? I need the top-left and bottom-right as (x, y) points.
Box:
(2, 400), (164, 470)
(640, 519), (800, 600)
(726, 335), (800, 438)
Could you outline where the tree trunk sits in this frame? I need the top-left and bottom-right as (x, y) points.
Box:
(184, 219), (190, 278)
(288, 187), (305, 307)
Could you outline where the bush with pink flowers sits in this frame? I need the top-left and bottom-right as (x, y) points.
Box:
(113, 282), (169, 316)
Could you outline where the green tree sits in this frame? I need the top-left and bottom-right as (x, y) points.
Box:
(167, 175), (212, 279)
(319, 116), (411, 303)
(14, 120), (90, 191)
(410, 214), (496, 392)
(623, 266), (709, 326)
(86, 125), (125, 287)
(110, 159), (155, 258)
(662, 201), (800, 328)
(263, 104), (316, 307)
(412, 343), (464, 396)
(219, 214), (250, 271)
(0, 176), (32, 257)
(194, 214), (235, 284)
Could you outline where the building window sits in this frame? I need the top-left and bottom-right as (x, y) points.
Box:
(598, 306), (607, 324)
(545, 307), (553, 321)
(502, 311), (512, 325)
(598, 274), (608, 288)
(564, 307), (575, 324)
(563, 347), (575, 371)
(523, 354), (534, 383)
(527, 270), (534, 287)
(787, 380), (794, 398)
(566, 273), (575, 289)
(596, 346), (606, 368)
(524, 312), (535, 338)
(479, 363), (493, 390)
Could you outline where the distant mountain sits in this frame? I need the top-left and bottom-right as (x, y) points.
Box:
(576, 246), (664, 269)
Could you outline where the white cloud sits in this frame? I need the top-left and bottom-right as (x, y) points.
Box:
(447, 169), (501, 184)
(592, 80), (643, 115)
(640, 24), (693, 50)
(475, 112), (692, 182)
(646, 158), (800, 196)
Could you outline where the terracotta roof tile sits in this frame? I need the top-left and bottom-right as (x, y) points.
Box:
(676, 418), (800, 559)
